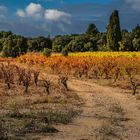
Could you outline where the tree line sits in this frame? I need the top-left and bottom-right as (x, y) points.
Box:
(0, 10), (140, 57)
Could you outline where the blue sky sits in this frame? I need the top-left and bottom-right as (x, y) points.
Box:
(0, 0), (139, 37)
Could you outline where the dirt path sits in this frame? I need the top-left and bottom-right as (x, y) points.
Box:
(42, 78), (140, 140)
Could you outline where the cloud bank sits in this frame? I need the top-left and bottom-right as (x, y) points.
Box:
(16, 3), (71, 22)
(15, 3), (72, 35)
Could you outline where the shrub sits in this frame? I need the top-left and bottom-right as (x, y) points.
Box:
(62, 48), (68, 56)
(43, 48), (52, 57)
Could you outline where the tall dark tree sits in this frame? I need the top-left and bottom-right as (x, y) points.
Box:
(86, 23), (99, 36)
(107, 10), (122, 51)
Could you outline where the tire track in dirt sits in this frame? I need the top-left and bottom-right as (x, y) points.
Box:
(42, 78), (140, 140)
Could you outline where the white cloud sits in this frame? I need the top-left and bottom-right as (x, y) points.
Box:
(125, 0), (140, 11)
(16, 9), (26, 17)
(16, 3), (72, 33)
(16, 3), (44, 19)
(0, 5), (7, 18)
(44, 9), (71, 21)
(25, 3), (44, 18)
(16, 2), (71, 22)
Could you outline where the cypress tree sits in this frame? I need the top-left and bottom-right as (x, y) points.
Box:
(107, 10), (122, 51)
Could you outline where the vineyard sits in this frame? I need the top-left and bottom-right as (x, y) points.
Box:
(0, 52), (140, 139)
(0, 61), (70, 95)
(17, 52), (140, 79)
(0, 2), (140, 138)
(0, 61), (81, 140)
(16, 52), (140, 95)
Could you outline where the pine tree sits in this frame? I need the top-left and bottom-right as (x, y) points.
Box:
(107, 10), (122, 51)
